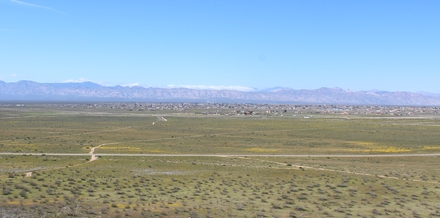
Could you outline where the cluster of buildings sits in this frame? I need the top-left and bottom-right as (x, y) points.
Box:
(2, 102), (439, 116)
(33, 102), (440, 116)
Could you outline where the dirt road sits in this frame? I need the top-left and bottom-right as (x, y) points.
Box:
(2, 153), (440, 157)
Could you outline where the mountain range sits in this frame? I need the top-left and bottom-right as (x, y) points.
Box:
(1, 80), (440, 106)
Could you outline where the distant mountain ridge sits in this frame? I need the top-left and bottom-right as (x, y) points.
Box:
(1, 80), (440, 105)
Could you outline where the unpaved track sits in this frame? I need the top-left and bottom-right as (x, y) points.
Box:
(0, 155), (97, 178)
(2, 153), (440, 157)
(244, 157), (440, 185)
(2, 118), (439, 184)
(2, 152), (439, 184)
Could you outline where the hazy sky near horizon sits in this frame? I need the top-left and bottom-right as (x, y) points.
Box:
(1, 0), (439, 92)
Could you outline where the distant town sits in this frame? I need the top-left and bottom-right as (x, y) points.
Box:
(2, 102), (439, 116)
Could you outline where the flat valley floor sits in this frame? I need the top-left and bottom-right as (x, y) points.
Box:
(1, 104), (440, 217)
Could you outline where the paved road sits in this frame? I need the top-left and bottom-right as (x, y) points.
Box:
(1, 153), (440, 157)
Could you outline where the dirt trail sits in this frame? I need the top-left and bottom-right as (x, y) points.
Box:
(89, 146), (100, 154)
(158, 116), (167, 121)
(2, 152), (440, 184)
(89, 155), (98, 162)
(1, 143), (104, 178)
(0, 158), (97, 178)
(163, 156), (439, 185)
(0, 119), (162, 176)
(0, 121), (157, 178)
(2, 118), (438, 184)
(245, 157), (439, 185)
(3, 153), (440, 157)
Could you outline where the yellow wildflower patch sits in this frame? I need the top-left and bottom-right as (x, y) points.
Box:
(115, 203), (126, 208)
(363, 147), (411, 153)
(99, 147), (141, 150)
(422, 146), (440, 150)
(346, 141), (375, 146)
(144, 149), (164, 152)
(6, 201), (34, 205)
(246, 148), (280, 152)
(345, 145), (439, 153)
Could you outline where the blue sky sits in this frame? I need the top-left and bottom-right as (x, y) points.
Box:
(1, 0), (439, 92)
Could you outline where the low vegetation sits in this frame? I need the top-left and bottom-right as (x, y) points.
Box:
(1, 104), (440, 217)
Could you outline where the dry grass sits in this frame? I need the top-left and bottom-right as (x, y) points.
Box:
(1, 104), (440, 217)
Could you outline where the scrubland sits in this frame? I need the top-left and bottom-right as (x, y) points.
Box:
(1, 104), (440, 217)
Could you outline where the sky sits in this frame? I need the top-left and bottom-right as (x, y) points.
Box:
(1, 0), (440, 92)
